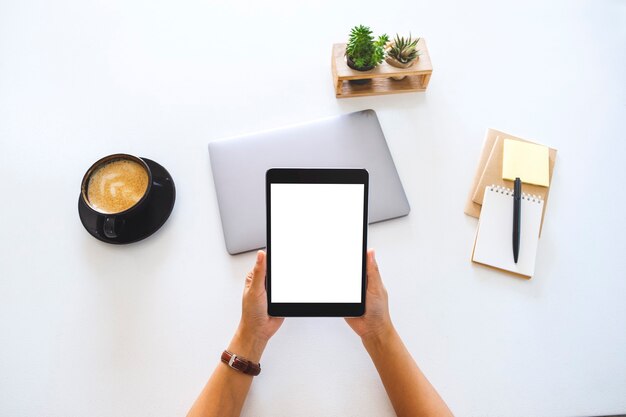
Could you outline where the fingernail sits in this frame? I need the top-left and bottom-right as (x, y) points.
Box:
(257, 251), (263, 263)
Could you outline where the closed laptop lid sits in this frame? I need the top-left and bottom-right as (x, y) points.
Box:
(208, 109), (410, 254)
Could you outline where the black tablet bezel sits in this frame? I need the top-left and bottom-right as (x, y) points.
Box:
(266, 168), (369, 317)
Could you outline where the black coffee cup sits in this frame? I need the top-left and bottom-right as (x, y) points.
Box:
(78, 153), (175, 244)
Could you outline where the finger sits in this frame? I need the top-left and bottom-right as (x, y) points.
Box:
(245, 271), (253, 288)
(366, 249), (384, 290)
(250, 250), (267, 291)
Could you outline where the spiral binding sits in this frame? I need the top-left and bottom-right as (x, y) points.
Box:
(488, 184), (543, 204)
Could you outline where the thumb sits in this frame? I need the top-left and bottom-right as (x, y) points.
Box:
(250, 250), (267, 291)
(366, 249), (383, 290)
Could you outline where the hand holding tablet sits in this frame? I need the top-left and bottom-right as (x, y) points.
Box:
(266, 168), (369, 317)
(189, 211), (454, 416)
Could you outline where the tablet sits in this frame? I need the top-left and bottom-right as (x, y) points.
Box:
(266, 168), (368, 317)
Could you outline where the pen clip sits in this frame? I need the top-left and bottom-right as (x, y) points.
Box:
(514, 177), (522, 200)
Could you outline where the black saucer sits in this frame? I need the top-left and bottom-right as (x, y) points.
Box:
(78, 158), (176, 244)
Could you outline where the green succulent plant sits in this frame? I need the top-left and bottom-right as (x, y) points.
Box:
(345, 25), (389, 70)
(388, 34), (420, 64)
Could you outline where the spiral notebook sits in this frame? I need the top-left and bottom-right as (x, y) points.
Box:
(472, 185), (544, 278)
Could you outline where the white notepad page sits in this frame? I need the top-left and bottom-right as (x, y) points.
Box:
(472, 185), (544, 277)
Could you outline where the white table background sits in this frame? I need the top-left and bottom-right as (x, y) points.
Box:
(1, 0), (625, 416)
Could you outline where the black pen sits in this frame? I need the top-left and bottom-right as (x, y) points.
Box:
(513, 177), (521, 263)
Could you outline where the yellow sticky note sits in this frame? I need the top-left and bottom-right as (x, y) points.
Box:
(502, 138), (550, 187)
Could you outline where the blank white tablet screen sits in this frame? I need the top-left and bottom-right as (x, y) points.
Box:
(271, 183), (364, 303)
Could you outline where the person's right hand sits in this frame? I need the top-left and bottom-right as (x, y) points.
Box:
(345, 249), (394, 343)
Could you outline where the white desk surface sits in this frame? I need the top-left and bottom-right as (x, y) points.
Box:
(1, 0), (625, 416)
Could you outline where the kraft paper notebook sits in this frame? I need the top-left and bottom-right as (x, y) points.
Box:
(464, 129), (557, 234)
(472, 185), (544, 278)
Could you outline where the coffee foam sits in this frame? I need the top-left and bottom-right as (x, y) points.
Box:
(87, 159), (149, 214)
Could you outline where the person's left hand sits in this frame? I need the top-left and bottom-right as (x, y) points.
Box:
(228, 250), (284, 362)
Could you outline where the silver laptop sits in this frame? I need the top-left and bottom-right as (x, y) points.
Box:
(208, 109), (410, 254)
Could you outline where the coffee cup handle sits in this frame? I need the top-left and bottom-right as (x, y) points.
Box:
(103, 217), (117, 239)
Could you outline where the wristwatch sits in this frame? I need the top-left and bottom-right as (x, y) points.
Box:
(221, 350), (261, 376)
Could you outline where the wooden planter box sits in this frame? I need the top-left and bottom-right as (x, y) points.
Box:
(331, 38), (433, 98)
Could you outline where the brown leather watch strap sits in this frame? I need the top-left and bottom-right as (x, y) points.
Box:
(221, 350), (261, 376)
